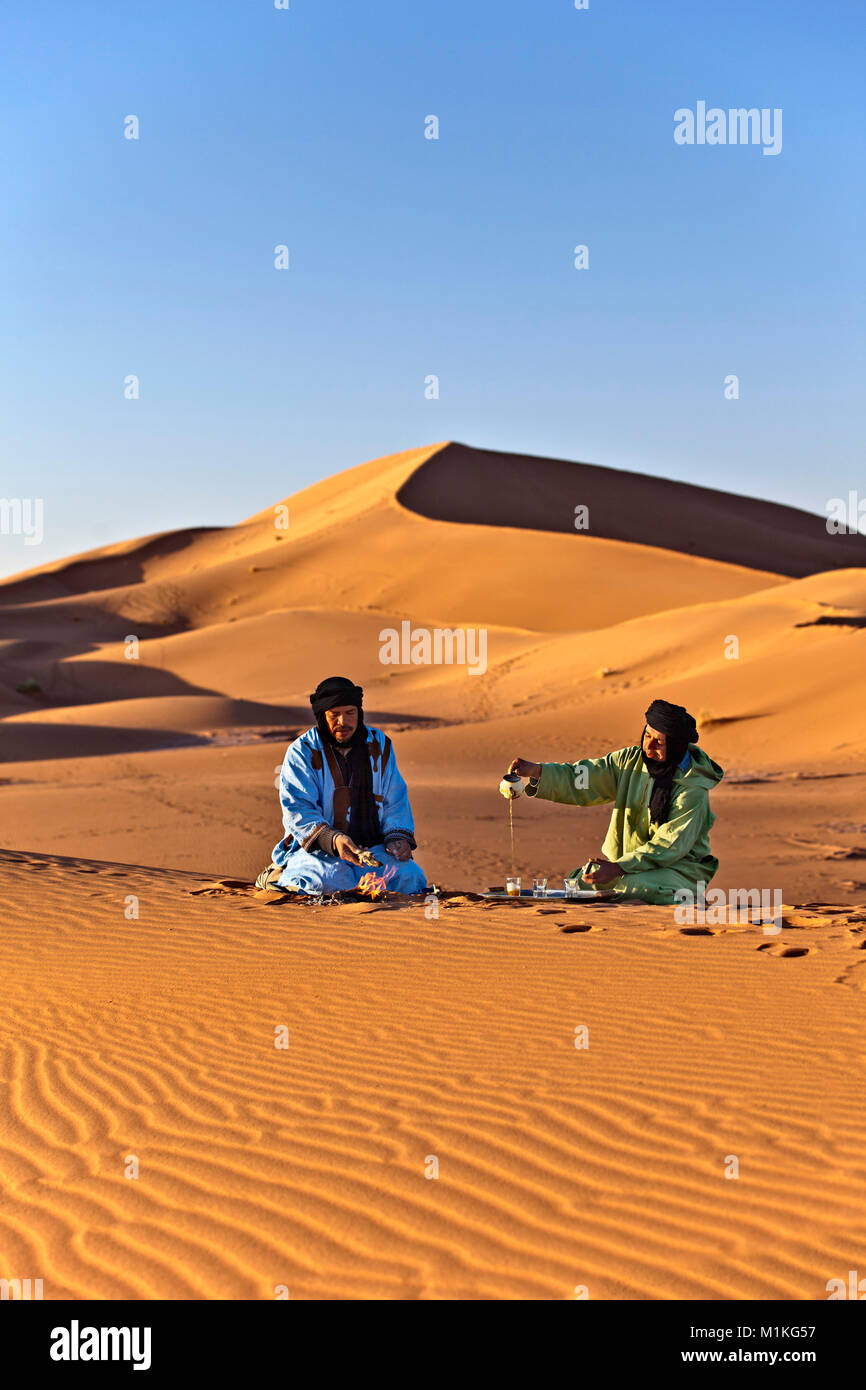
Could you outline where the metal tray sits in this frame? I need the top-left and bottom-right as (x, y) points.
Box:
(484, 887), (615, 901)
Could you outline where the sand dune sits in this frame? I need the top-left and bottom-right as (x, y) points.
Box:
(0, 443), (785, 663)
(397, 442), (866, 577)
(2, 441), (866, 888)
(1, 442), (865, 1301)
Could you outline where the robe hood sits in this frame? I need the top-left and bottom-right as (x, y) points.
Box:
(680, 745), (724, 788)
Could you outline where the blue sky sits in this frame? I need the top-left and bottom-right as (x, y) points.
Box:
(1, 0), (863, 576)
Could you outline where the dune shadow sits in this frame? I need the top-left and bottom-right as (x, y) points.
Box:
(0, 722), (209, 761)
(698, 713), (769, 731)
(397, 442), (866, 578)
(0, 692), (451, 759)
(794, 615), (866, 629)
(4, 660), (222, 709)
(0, 527), (224, 604)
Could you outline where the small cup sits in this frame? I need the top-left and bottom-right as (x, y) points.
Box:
(564, 877), (579, 897)
(532, 877), (548, 898)
(506, 876), (521, 897)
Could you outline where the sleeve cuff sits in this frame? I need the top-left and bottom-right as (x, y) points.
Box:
(304, 823), (335, 854)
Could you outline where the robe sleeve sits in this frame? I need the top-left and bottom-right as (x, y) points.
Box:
(278, 740), (330, 852)
(615, 786), (706, 873)
(524, 752), (620, 806)
(379, 742), (417, 849)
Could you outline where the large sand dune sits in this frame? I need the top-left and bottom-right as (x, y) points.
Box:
(1, 442), (865, 1300)
(397, 442), (866, 578)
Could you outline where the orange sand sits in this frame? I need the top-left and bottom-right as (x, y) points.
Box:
(1, 442), (865, 1299)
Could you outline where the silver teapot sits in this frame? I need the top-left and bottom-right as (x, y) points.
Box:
(498, 772), (523, 799)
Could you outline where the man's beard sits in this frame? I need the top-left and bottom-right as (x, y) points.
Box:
(319, 715), (363, 749)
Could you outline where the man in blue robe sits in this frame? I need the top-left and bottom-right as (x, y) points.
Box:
(260, 675), (428, 895)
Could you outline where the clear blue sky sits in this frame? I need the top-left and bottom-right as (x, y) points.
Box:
(1, 0), (864, 577)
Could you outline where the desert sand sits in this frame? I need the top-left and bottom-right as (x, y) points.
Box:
(1, 441), (865, 1299)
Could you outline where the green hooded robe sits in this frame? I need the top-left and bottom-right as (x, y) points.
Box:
(525, 744), (724, 904)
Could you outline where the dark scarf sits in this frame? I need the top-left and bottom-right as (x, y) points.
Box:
(309, 676), (382, 848)
(640, 698), (699, 825)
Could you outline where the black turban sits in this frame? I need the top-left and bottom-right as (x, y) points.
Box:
(308, 676), (381, 847)
(640, 699), (699, 826)
(644, 699), (698, 745)
(309, 675), (364, 719)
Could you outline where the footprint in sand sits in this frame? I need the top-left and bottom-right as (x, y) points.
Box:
(758, 943), (811, 958)
(190, 878), (253, 896)
(835, 956), (866, 988)
(679, 926), (718, 936)
(560, 923), (602, 934)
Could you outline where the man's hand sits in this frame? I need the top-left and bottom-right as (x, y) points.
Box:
(385, 837), (413, 862)
(334, 834), (363, 865)
(508, 757), (543, 779)
(583, 855), (623, 886)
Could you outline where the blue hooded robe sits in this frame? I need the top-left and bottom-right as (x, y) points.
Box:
(270, 725), (427, 894)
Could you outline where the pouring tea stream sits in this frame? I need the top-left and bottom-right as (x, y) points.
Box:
(499, 772), (523, 884)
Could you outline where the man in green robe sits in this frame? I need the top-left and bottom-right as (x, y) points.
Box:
(508, 699), (724, 905)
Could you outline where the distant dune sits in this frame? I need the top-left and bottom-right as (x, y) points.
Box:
(1, 438), (865, 788)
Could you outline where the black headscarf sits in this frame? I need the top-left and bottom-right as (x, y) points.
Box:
(309, 676), (382, 847)
(640, 699), (699, 825)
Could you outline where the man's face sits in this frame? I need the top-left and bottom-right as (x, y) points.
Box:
(643, 724), (667, 761)
(324, 705), (359, 743)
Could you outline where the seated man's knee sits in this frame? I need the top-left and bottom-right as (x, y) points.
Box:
(387, 857), (427, 893)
